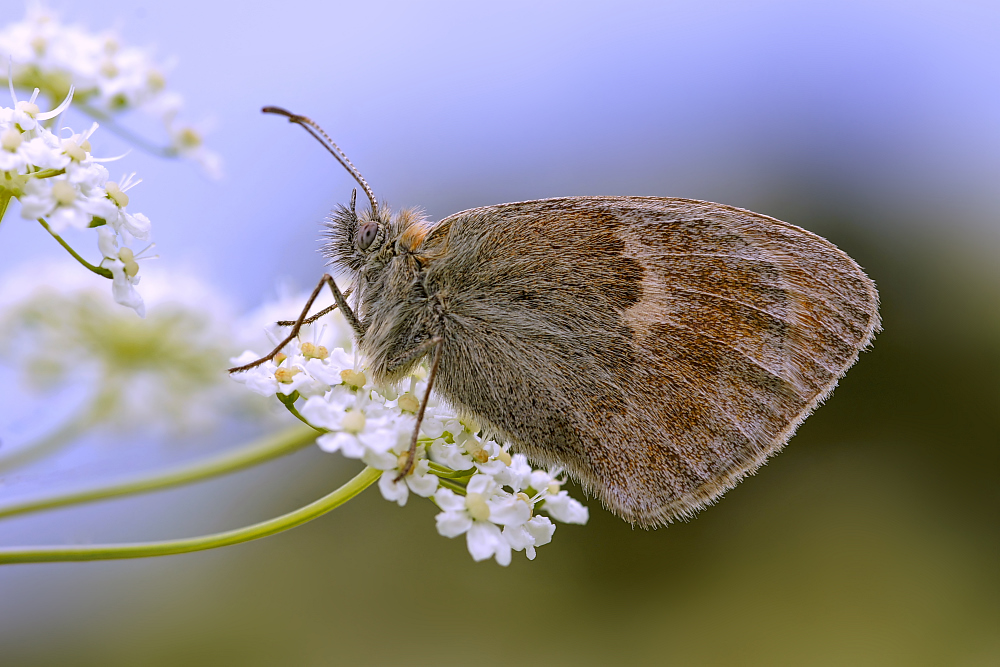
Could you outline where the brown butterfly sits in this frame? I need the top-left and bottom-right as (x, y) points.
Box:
(232, 107), (880, 528)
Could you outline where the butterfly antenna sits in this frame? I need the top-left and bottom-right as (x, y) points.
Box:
(262, 106), (378, 215)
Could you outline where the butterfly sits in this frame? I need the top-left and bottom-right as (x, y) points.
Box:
(232, 108), (880, 527)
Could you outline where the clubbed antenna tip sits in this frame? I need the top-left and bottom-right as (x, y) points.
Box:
(262, 106), (378, 215)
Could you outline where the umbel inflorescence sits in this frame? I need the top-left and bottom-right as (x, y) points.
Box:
(231, 291), (589, 566)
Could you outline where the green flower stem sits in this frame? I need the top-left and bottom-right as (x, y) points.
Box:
(30, 168), (67, 179)
(0, 466), (381, 564)
(437, 477), (467, 495)
(0, 192), (10, 226)
(0, 424), (318, 521)
(0, 389), (117, 475)
(277, 392), (322, 431)
(37, 218), (113, 278)
(76, 104), (180, 159)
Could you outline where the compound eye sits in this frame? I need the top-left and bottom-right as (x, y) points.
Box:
(358, 221), (379, 250)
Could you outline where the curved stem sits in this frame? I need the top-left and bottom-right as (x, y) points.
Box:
(0, 424), (318, 520)
(0, 389), (116, 475)
(37, 218), (113, 278)
(0, 466), (381, 564)
(76, 104), (179, 159)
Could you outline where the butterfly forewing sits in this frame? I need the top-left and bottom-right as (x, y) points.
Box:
(410, 197), (879, 527)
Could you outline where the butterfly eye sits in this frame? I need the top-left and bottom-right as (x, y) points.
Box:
(358, 221), (380, 250)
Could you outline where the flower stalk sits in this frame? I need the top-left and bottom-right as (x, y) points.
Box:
(0, 424), (318, 521)
(37, 217), (113, 278)
(0, 466), (381, 564)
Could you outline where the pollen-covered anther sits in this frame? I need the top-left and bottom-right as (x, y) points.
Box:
(465, 493), (491, 521)
(547, 481), (561, 495)
(61, 138), (87, 162)
(274, 367), (300, 384)
(105, 181), (129, 207)
(117, 247), (140, 277)
(472, 448), (490, 465)
(300, 342), (328, 360)
(274, 352), (287, 365)
(1, 128), (22, 152)
(341, 410), (366, 433)
(340, 368), (367, 388)
(497, 449), (512, 466)
(397, 392), (419, 413)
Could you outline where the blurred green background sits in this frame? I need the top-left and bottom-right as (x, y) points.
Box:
(0, 1), (998, 665)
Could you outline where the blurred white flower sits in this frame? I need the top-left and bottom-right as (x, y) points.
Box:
(0, 5), (221, 176)
(0, 261), (274, 434)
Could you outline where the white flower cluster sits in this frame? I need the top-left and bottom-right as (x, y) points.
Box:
(0, 5), (220, 177)
(0, 261), (279, 436)
(231, 296), (589, 566)
(0, 87), (153, 317)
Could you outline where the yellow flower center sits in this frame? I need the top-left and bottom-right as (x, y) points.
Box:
(1, 128), (22, 152)
(465, 493), (491, 521)
(51, 181), (76, 206)
(177, 127), (202, 148)
(341, 410), (366, 433)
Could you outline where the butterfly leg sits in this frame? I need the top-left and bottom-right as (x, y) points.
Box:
(393, 337), (444, 481)
(227, 274), (359, 373)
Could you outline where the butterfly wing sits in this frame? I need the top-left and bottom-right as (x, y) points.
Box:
(419, 197), (879, 526)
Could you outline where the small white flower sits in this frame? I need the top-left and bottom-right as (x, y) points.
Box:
(377, 443), (439, 507)
(229, 351), (280, 396)
(97, 226), (152, 317)
(0, 6), (221, 176)
(541, 490), (590, 525)
(503, 515), (556, 560)
(103, 172), (151, 241)
(314, 404), (414, 470)
(429, 437), (474, 471)
(434, 486), (512, 566)
(433, 474), (532, 566)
